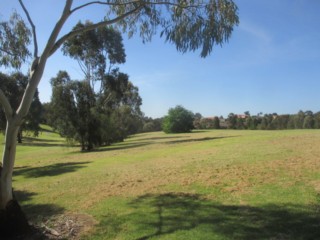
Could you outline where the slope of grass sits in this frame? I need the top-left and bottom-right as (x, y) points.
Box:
(1, 128), (320, 239)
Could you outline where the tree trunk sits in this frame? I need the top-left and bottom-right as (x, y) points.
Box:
(17, 130), (23, 143)
(0, 120), (19, 209)
(0, 120), (30, 236)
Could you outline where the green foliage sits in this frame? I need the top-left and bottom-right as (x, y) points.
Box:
(0, 72), (42, 139)
(195, 117), (220, 130)
(49, 23), (143, 150)
(227, 113), (237, 129)
(162, 105), (194, 133)
(0, 12), (31, 69)
(63, 21), (126, 86)
(142, 117), (163, 132)
(49, 70), (143, 150)
(225, 110), (320, 130)
(110, 0), (239, 57)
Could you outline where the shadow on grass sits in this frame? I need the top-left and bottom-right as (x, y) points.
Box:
(23, 137), (61, 143)
(14, 190), (65, 222)
(89, 142), (152, 153)
(114, 193), (320, 240)
(18, 137), (78, 148)
(166, 136), (237, 144)
(87, 135), (238, 153)
(137, 136), (186, 141)
(13, 190), (64, 220)
(14, 161), (91, 178)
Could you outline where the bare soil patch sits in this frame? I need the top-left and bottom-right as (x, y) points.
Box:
(10, 213), (97, 240)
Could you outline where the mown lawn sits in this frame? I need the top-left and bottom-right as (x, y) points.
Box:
(1, 128), (320, 239)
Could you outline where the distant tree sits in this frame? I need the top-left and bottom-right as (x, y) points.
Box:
(294, 110), (305, 129)
(314, 112), (320, 129)
(143, 121), (157, 132)
(244, 111), (250, 117)
(200, 118), (214, 129)
(287, 115), (295, 129)
(303, 115), (314, 129)
(40, 102), (51, 124)
(303, 111), (314, 129)
(213, 117), (220, 129)
(277, 114), (290, 129)
(50, 69), (143, 150)
(260, 116), (268, 130)
(235, 117), (245, 129)
(227, 113), (237, 129)
(270, 116), (280, 130)
(162, 105), (194, 133)
(143, 117), (163, 132)
(245, 116), (255, 130)
(196, 116), (220, 129)
(49, 71), (77, 139)
(193, 113), (202, 129)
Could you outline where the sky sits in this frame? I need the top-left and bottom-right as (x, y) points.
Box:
(1, 0), (320, 118)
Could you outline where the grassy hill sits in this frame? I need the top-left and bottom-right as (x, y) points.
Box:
(1, 127), (320, 239)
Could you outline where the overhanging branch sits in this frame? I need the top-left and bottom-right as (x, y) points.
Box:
(18, 0), (38, 57)
(0, 47), (15, 57)
(71, 0), (140, 13)
(49, 5), (143, 56)
(71, 0), (204, 13)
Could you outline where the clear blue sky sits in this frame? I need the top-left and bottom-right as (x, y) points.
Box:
(1, 0), (320, 118)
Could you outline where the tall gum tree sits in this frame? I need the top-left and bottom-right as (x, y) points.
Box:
(0, 0), (239, 234)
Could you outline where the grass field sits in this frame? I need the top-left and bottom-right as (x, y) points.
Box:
(2, 127), (320, 239)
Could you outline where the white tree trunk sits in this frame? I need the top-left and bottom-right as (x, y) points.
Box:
(0, 120), (19, 209)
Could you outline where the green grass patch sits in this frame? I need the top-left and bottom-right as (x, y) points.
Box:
(1, 128), (320, 239)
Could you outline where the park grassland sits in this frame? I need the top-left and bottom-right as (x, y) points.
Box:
(2, 127), (320, 239)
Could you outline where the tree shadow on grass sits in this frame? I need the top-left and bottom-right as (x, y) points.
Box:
(166, 136), (237, 144)
(14, 161), (91, 178)
(137, 136), (186, 141)
(20, 141), (74, 148)
(123, 193), (320, 240)
(19, 136), (78, 148)
(23, 137), (62, 143)
(90, 142), (152, 153)
(14, 190), (65, 221)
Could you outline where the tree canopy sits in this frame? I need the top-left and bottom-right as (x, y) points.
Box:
(162, 105), (194, 133)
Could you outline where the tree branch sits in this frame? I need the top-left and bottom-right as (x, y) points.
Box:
(0, 89), (13, 120)
(0, 47), (15, 57)
(17, 0), (74, 120)
(41, 0), (73, 59)
(71, 0), (203, 13)
(71, 1), (145, 13)
(18, 0), (38, 57)
(49, 5), (143, 56)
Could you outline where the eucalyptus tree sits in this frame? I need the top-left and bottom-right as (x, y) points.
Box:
(62, 21), (126, 89)
(0, 0), (239, 235)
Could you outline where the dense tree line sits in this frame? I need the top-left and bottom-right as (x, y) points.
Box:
(142, 117), (163, 132)
(193, 113), (221, 130)
(226, 111), (320, 130)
